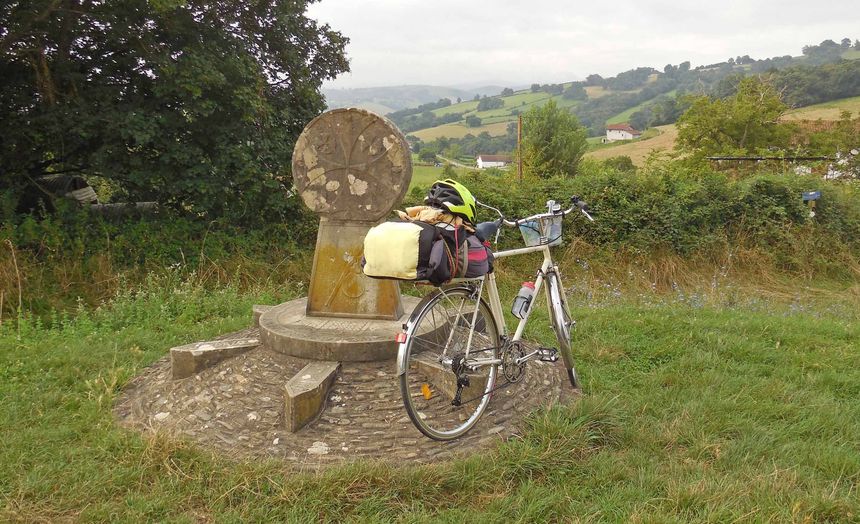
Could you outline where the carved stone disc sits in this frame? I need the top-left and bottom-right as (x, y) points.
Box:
(292, 108), (413, 222)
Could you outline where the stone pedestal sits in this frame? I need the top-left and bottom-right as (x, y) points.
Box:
(259, 296), (422, 362)
(306, 218), (403, 320)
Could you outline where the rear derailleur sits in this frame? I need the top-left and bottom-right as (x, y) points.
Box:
(451, 355), (470, 406)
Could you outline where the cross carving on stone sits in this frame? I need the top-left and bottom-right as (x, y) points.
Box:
(291, 108), (413, 320)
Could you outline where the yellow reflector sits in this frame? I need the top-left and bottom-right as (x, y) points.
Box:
(421, 383), (432, 400)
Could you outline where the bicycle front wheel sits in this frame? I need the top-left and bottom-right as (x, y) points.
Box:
(546, 269), (579, 388)
(398, 285), (500, 440)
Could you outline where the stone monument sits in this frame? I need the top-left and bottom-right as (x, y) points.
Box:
(255, 108), (421, 429)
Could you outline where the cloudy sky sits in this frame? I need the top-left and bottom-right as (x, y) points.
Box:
(307, 0), (859, 89)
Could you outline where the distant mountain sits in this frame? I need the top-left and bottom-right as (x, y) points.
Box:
(322, 84), (507, 114)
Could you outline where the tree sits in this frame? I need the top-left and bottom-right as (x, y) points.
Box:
(562, 83), (587, 100)
(501, 87), (514, 96)
(418, 148), (438, 163)
(465, 115), (482, 128)
(530, 83), (541, 93)
(676, 76), (791, 157)
(584, 74), (604, 86)
(603, 156), (636, 173)
(521, 100), (587, 178)
(477, 97), (504, 111)
(0, 0), (348, 222)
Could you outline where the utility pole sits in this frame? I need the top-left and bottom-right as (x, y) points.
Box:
(517, 114), (523, 182)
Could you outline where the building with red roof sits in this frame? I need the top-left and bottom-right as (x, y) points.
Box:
(604, 123), (642, 142)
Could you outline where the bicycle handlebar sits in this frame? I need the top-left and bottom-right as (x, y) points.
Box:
(494, 195), (594, 227)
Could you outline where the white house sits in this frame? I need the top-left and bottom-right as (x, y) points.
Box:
(476, 154), (512, 169)
(604, 123), (642, 142)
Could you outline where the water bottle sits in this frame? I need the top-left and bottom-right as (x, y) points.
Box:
(511, 281), (535, 319)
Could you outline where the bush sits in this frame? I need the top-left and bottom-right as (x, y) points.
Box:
(452, 163), (860, 262)
(1, 207), (318, 317)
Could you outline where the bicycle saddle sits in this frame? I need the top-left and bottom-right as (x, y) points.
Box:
(475, 219), (501, 242)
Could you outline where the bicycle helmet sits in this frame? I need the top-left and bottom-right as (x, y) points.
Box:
(425, 179), (477, 224)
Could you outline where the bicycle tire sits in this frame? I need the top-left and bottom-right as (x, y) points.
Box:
(398, 285), (500, 440)
(546, 269), (579, 388)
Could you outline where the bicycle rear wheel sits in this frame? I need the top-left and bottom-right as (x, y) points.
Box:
(398, 285), (500, 440)
(546, 269), (579, 388)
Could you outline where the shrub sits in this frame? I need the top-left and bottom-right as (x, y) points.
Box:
(453, 163), (860, 261)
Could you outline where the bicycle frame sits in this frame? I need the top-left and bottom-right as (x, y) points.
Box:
(484, 242), (559, 343)
(395, 242), (563, 376)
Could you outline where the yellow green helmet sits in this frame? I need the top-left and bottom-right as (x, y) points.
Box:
(425, 179), (477, 224)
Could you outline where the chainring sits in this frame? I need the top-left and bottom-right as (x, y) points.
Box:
(501, 341), (527, 382)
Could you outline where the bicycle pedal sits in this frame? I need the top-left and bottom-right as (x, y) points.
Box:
(538, 347), (559, 362)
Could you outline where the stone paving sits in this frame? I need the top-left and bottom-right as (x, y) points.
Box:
(115, 328), (575, 470)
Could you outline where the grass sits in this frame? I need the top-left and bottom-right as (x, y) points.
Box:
(410, 120), (510, 141)
(423, 89), (596, 137)
(409, 164), (469, 190)
(2, 254), (859, 521)
(782, 95), (860, 121)
(431, 99), (479, 117)
(842, 49), (860, 60)
(586, 127), (661, 151)
(408, 159), (475, 191)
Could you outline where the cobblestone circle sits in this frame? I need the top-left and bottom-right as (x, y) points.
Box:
(115, 328), (576, 470)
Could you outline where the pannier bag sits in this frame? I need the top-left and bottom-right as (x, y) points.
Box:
(460, 234), (494, 278)
(363, 221), (493, 285)
(362, 221), (448, 284)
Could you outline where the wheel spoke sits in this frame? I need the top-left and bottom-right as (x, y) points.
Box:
(399, 286), (500, 440)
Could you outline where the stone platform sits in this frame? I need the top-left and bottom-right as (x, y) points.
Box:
(258, 296), (423, 362)
(114, 327), (574, 469)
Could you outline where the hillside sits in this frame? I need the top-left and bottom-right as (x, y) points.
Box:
(391, 38), (860, 144)
(585, 125), (679, 164)
(782, 95), (860, 120)
(584, 95), (860, 166)
(322, 84), (504, 113)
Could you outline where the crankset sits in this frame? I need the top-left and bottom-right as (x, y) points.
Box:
(501, 341), (527, 382)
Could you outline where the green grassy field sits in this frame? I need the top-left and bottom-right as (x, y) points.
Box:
(415, 93), (584, 141)
(409, 162), (474, 191)
(783, 95), (860, 120)
(410, 120), (510, 141)
(2, 260), (859, 521)
(431, 99), (479, 117)
(421, 88), (591, 140)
